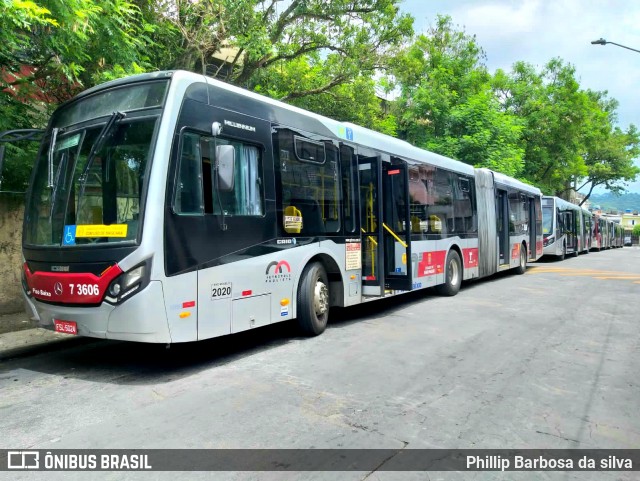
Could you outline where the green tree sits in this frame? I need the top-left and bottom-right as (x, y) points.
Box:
(574, 96), (640, 204)
(498, 59), (589, 192)
(632, 224), (640, 237)
(0, 0), (155, 191)
(392, 16), (524, 176)
(151, 0), (413, 101)
(496, 58), (639, 202)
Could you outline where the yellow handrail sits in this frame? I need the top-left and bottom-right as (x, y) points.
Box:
(383, 223), (408, 248)
(360, 227), (378, 246)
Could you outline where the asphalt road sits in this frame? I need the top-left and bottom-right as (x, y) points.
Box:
(1, 247), (639, 480)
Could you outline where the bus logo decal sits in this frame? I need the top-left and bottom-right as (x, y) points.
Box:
(266, 261), (291, 274)
(265, 261), (292, 283)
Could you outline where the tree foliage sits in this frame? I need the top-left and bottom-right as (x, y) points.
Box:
(0, 0), (156, 191)
(0, 2), (637, 197)
(392, 16), (525, 176)
(496, 58), (640, 203)
(148, 0), (413, 99)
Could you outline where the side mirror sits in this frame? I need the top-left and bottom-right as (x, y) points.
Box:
(216, 145), (235, 191)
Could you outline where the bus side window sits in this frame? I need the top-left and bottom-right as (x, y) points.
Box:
(173, 132), (204, 215)
(212, 142), (263, 217)
(275, 128), (339, 236)
(427, 167), (453, 238)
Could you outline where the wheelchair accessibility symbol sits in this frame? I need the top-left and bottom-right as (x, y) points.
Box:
(63, 225), (76, 245)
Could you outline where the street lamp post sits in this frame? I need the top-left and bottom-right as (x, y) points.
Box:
(591, 38), (640, 54)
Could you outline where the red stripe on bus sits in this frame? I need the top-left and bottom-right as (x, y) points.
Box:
(416, 250), (446, 277)
(462, 248), (479, 268)
(511, 243), (521, 260)
(24, 263), (123, 304)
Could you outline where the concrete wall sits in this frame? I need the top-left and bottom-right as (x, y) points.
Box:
(0, 193), (25, 315)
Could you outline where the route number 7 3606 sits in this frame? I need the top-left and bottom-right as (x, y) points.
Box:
(69, 284), (100, 296)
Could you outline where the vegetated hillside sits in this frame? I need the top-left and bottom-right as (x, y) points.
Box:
(588, 193), (640, 212)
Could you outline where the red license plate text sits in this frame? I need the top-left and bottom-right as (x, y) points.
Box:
(54, 320), (77, 335)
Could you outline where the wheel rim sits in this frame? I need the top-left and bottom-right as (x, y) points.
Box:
(313, 280), (329, 317)
(449, 258), (460, 286)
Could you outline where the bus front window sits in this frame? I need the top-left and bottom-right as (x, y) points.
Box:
(542, 206), (553, 237)
(25, 118), (156, 247)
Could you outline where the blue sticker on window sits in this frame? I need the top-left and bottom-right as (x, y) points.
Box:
(63, 225), (76, 245)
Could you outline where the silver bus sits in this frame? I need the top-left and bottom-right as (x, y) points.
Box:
(542, 196), (586, 259)
(21, 70), (543, 343)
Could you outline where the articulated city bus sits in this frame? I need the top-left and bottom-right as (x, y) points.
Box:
(613, 222), (625, 248)
(591, 214), (618, 251)
(542, 196), (586, 259)
(21, 70), (542, 343)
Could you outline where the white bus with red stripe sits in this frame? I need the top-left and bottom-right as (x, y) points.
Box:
(20, 70), (543, 343)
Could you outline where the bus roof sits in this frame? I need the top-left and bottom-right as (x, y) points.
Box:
(198, 72), (474, 175)
(543, 195), (582, 212)
(492, 170), (541, 196)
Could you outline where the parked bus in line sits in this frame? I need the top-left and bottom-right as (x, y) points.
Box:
(580, 206), (593, 253)
(20, 70), (543, 343)
(542, 196), (587, 259)
(614, 222), (625, 248)
(590, 215), (623, 251)
(591, 215), (607, 251)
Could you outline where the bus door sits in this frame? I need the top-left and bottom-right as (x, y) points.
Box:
(569, 211), (578, 252)
(382, 161), (412, 291)
(358, 156), (412, 295)
(496, 189), (509, 264)
(358, 155), (384, 296)
(563, 211), (577, 253)
(528, 197), (536, 258)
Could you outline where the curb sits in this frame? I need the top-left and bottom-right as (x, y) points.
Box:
(0, 329), (93, 361)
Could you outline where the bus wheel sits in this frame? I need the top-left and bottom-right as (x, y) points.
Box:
(558, 243), (566, 261)
(515, 243), (527, 275)
(297, 262), (329, 336)
(436, 250), (462, 296)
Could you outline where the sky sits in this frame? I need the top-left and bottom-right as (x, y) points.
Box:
(399, 0), (640, 193)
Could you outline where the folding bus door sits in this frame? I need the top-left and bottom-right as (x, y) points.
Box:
(382, 161), (412, 291)
(496, 189), (509, 265)
(358, 155), (384, 296)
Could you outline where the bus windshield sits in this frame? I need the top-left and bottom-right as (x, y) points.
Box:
(24, 117), (157, 247)
(24, 80), (168, 248)
(542, 206), (553, 237)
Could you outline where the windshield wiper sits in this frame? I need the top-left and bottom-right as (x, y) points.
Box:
(49, 151), (67, 219)
(76, 111), (126, 219)
(47, 128), (60, 188)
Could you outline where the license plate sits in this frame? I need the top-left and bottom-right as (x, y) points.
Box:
(54, 320), (77, 335)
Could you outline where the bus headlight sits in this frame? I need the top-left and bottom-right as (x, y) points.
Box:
(543, 236), (555, 247)
(106, 260), (150, 304)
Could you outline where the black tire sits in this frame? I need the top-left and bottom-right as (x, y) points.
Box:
(297, 262), (329, 336)
(514, 243), (527, 275)
(436, 250), (462, 296)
